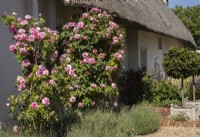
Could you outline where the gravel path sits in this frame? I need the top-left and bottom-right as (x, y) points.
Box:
(137, 126), (200, 137)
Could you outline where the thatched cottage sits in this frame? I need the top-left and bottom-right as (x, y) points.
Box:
(0, 0), (196, 121)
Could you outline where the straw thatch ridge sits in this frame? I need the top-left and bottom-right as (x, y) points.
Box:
(64, 0), (196, 48)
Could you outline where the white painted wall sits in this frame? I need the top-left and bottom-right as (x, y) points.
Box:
(138, 30), (184, 73)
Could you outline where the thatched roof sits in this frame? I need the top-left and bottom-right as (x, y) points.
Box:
(63, 0), (196, 48)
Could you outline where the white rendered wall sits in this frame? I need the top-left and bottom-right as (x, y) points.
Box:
(138, 30), (184, 72)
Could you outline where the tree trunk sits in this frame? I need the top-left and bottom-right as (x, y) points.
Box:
(181, 78), (184, 107)
(193, 75), (195, 101)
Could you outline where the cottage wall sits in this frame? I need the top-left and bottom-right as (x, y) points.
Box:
(138, 30), (184, 73)
(0, 0), (28, 122)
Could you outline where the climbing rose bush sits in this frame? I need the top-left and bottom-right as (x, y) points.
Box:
(2, 8), (125, 132)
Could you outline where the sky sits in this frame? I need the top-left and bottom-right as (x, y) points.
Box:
(169, 0), (200, 8)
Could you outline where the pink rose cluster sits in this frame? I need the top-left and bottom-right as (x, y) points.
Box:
(114, 52), (123, 61)
(35, 65), (49, 77)
(64, 65), (77, 78)
(82, 52), (96, 64)
(17, 76), (26, 91)
(31, 97), (50, 109)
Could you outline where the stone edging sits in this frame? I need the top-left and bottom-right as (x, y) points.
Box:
(160, 119), (200, 127)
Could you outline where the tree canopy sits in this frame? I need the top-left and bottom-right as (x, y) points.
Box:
(173, 5), (200, 48)
(163, 48), (200, 79)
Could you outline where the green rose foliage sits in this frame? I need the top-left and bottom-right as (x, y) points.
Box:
(163, 47), (200, 79)
(2, 8), (125, 132)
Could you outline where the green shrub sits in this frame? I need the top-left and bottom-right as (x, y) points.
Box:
(68, 105), (160, 137)
(150, 79), (181, 107)
(67, 109), (125, 137)
(123, 105), (160, 135)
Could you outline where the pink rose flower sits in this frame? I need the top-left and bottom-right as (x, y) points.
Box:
(77, 22), (84, 29)
(9, 25), (16, 33)
(42, 97), (50, 106)
(69, 36), (74, 41)
(67, 49), (71, 54)
(100, 83), (105, 88)
(39, 32), (46, 40)
(53, 50), (58, 60)
(82, 13), (88, 18)
(25, 15), (31, 20)
(111, 83), (117, 89)
(20, 20), (28, 25)
(50, 36), (56, 43)
(113, 40), (119, 45)
(89, 58), (96, 64)
(28, 35), (35, 42)
(106, 33), (111, 39)
(13, 125), (18, 133)
(91, 7), (100, 14)
(49, 79), (56, 86)
(90, 17), (96, 21)
(105, 66), (110, 71)
(78, 103), (84, 108)
(73, 27), (79, 33)
(68, 22), (75, 27)
(51, 68), (57, 74)
(82, 52), (89, 58)
(14, 35), (22, 41)
(31, 102), (38, 109)
(43, 69), (49, 76)
(92, 83), (97, 88)
(112, 66), (118, 70)
(109, 21), (119, 30)
(22, 59), (31, 67)
(75, 34), (81, 40)
(114, 53), (123, 61)
(28, 73), (32, 78)
(65, 64), (72, 72)
(98, 53), (104, 59)
(19, 48), (27, 54)
(9, 45), (16, 52)
(64, 24), (69, 29)
(112, 36), (119, 45)
(70, 96), (76, 103)
(20, 34), (27, 40)
(66, 57), (71, 63)
(86, 71), (91, 75)
(82, 35), (87, 40)
(18, 29), (26, 34)
(93, 49), (97, 54)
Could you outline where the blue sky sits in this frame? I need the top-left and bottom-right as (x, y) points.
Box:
(169, 0), (200, 8)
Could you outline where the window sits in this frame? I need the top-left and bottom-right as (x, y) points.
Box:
(140, 49), (147, 70)
(158, 38), (162, 50)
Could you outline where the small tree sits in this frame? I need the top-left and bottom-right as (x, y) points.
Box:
(163, 48), (199, 105)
